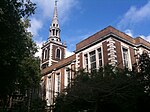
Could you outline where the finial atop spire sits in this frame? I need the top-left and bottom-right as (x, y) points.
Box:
(55, 0), (57, 7)
(53, 0), (58, 19)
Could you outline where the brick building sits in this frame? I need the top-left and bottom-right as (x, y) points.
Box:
(40, 0), (150, 107)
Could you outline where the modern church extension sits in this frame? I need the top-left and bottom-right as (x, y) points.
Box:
(40, 0), (150, 108)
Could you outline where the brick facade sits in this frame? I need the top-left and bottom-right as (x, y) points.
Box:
(41, 26), (150, 107)
(52, 44), (65, 61)
(102, 41), (109, 65)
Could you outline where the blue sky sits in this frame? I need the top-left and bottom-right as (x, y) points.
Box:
(29, 0), (150, 57)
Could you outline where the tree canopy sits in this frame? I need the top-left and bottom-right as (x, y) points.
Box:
(54, 53), (150, 112)
(138, 52), (150, 95)
(0, 0), (41, 111)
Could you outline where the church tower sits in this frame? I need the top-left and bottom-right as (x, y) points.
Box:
(41, 0), (66, 69)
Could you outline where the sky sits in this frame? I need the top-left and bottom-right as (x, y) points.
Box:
(29, 0), (150, 57)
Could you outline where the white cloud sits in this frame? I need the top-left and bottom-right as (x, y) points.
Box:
(66, 49), (74, 58)
(34, 40), (45, 58)
(28, 18), (43, 36)
(124, 29), (150, 42)
(58, 0), (79, 23)
(118, 1), (150, 29)
(32, 0), (79, 23)
(124, 29), (133, 37)
(32, 0), (53, 18)
(139, 35), (150, 42)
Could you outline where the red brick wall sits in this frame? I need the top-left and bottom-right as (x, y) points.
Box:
(71, 64), (75, 80)
(114, 40), (123, 68)
(52, 45), (65, 61)
(129, 47), (136, 65)
(102, 41), (109, 65)
(61, 68), (64, 91)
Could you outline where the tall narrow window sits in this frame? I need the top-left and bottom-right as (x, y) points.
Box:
(90, 50), (96, 70)
(45, 49), (48, 59)
(122, 47), (128, 68)
(52, 29), (55, 35)
(56, 30), (58, 36)
(84, 54), (88, 71)
(97, 48), (102, 67)
(66, 69), (70, 85)
(57, 73), (60, 94)
(56, 49), (61, 59)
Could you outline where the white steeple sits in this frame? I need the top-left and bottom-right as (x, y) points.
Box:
(49, 0), (61, 42)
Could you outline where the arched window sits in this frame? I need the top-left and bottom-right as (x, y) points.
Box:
(45, 49), (48, 59)
(56, 48), (61, 59)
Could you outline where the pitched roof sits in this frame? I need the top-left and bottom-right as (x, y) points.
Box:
(134, 37), (150, 48)
(76, 26), (150, 51)
(41, 54), (75, 75)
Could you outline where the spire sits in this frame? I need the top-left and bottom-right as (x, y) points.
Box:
(55, 0), (57, 8)
(49, 0), (61, 42)
(53, 0), (58, 22)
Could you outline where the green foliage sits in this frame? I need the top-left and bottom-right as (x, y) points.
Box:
(0, 0), (41, 110)
(138, 52), (150, 95)
(55, 53), (150, 112)
(134, 52), (150, 112)
(54, 66), (144, 112)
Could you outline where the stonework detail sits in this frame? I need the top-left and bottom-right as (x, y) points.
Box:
(107, 38), (117, 66)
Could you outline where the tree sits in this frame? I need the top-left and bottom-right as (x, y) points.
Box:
(54, 66), (144, 112)
(136, 52), (150, 112)
(0, 0), (42, 111)
(138, 52), (150, 95)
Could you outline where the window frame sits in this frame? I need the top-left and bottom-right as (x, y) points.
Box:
(122, 47), (129, 68)
(84, 54), (88, 71)
(55, 48), (61, 59)
(56, 73), (61, 94)
(97, 48), (102, 67)
(89, 50), (96, 70)
(44, 48), (48, 60)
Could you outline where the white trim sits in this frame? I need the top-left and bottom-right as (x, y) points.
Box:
(75, 53), (80, 70)
(51, 59), (58, 62)
(101, 44), (104, 67)
(107, 47), (116, 51)
(83, 54), (88, 71)
(82, 43), (103, 71)
(43, 48), (48, 60)
(49, 43), (53, 66)
(96, 48), (99, 69)
(121, 44), (132, 70)
(64, 68), (67, 88)
(107, 38), (117, 66)
(42, 60), (49, 64)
